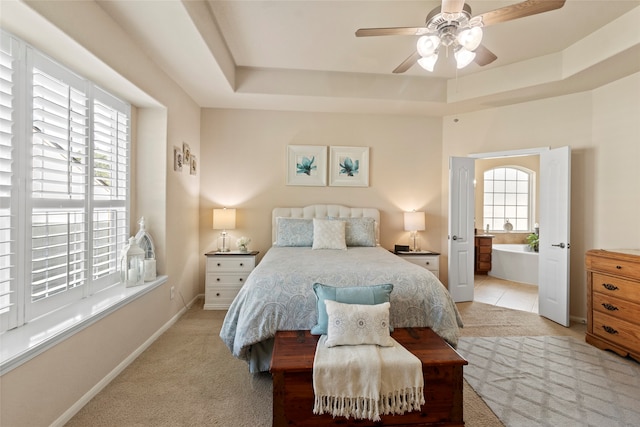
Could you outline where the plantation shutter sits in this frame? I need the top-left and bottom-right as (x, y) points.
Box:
(0, 30), (131, 332)
(0, 33), (16, 331)
(27, 50), (90, 319)
(91, 89), (129, 289)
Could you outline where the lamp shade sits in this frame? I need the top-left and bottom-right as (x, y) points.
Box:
(455, 47), (476, 69)
(213, 208), (236, 230)
(404, 211), (425, 232)
(417, 54), (438, 72)
(457, 26), (483, 51)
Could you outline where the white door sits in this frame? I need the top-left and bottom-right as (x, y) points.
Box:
(538, 146), (571, 326)
(448, 157), (475, 302)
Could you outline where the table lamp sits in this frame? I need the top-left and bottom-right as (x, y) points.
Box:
(404, 211), (425, 252)
(213, 208), (236, 252)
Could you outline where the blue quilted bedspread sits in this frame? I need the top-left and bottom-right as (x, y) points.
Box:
(220, 246), (463, 372)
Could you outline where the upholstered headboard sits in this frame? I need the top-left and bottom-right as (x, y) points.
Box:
(272, 204), (380, 244)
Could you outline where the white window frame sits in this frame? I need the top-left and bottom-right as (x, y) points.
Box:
(482, 166), (535, 232)
(1, 30), (131, 332)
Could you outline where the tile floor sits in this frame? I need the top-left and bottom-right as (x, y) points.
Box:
(474, 274), (539, 313)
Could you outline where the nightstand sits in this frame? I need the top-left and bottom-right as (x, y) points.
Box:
(395, 251), (440, 279)
(204, 251), (258, 310)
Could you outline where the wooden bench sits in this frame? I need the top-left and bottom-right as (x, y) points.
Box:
(270, 328), (467, 426)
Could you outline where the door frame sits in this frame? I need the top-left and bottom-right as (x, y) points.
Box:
(452, 146), (549, 299)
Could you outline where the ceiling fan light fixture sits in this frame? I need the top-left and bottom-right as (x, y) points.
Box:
(417, 53), (438, 72)
(416, 35), (440, 57)
(455, 47), (476, 69)
(457, 26), (483, 51)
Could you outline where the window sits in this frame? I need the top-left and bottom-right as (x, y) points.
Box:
(0, 30), (130, 333)
(483, 166), (533, 232)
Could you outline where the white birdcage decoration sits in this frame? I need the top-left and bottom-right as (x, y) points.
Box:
(120, 236), (145, 287)
(135, 217), (157, 281)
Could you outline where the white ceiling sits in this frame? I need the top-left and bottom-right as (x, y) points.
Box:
(97, 0), (640, 116)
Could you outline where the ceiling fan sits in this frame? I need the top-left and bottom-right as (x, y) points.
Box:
(355, 0), (566, 73)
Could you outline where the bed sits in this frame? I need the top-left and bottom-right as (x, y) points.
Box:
(219, 205), (463, 372)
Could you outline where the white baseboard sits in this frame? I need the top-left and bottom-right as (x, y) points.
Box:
(51, 294), (200, 427)
(570, 315), (587, 325)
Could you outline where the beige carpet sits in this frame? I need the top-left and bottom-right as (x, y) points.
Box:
(66, 300), (586, 426)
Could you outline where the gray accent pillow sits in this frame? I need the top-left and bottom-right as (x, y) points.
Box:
(329, 217), (376, 247)
(274, 217), (313, 246)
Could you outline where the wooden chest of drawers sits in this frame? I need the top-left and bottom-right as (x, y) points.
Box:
(586, 249), (640, 361)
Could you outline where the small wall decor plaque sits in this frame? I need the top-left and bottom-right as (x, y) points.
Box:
(173, 146), (183, 172)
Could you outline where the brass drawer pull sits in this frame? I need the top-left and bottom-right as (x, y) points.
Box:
(601, 303), (619, 311)
(602, 283), (619, 291)
(602, 325), (619, 335)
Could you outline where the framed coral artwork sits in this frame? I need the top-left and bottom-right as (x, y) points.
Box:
(329, 146), (369, 187)
(286, 145), (327, 186)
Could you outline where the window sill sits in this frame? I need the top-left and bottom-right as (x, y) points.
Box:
(0, 276), (168, 375)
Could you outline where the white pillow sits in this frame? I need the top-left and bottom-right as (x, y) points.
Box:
(312, 218), (347, 250)
(324, 300), (394, 347)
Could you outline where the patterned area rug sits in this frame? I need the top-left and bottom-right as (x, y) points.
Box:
(457, 336), (640, 427)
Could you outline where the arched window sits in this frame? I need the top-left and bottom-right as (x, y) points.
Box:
(483, 166), (534, 232)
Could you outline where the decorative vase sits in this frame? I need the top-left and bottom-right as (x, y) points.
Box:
(239, 245), (248, 252)
(120, 236), (145, 288)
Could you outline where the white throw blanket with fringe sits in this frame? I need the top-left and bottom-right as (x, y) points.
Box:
(312, 335), (425, 422)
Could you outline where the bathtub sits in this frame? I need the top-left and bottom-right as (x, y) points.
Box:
(488, 244), (539, 285)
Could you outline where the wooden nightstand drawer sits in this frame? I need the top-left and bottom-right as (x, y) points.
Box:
(205, 285), (243, 308)
(396, 253), (440, 279)
(206, 273), (250, 286)
(206, 256), (255, 272)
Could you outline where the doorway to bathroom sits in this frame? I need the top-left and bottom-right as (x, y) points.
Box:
(474, 155), (539, 313)
(448, 146), (571, 326)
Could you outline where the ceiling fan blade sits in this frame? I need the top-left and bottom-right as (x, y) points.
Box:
(393, 52), (420, 74)
(356, 27), (429, 37)
(441, 0), (465, 15)
(473, 45), (498, 66)
(477, 0), (566, 27)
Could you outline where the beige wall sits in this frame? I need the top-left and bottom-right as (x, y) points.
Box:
(441, 72), (640, 321)
(1, 3), (201, 426)
(199, 109), (444, 269)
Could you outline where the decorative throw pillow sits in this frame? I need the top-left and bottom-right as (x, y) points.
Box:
(311, 283), (394, 335)
(324, 300), (394, 347)
(274, 217), (313, 247)
(329, 217), (376, 247)
(312, 218), (346, 250)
